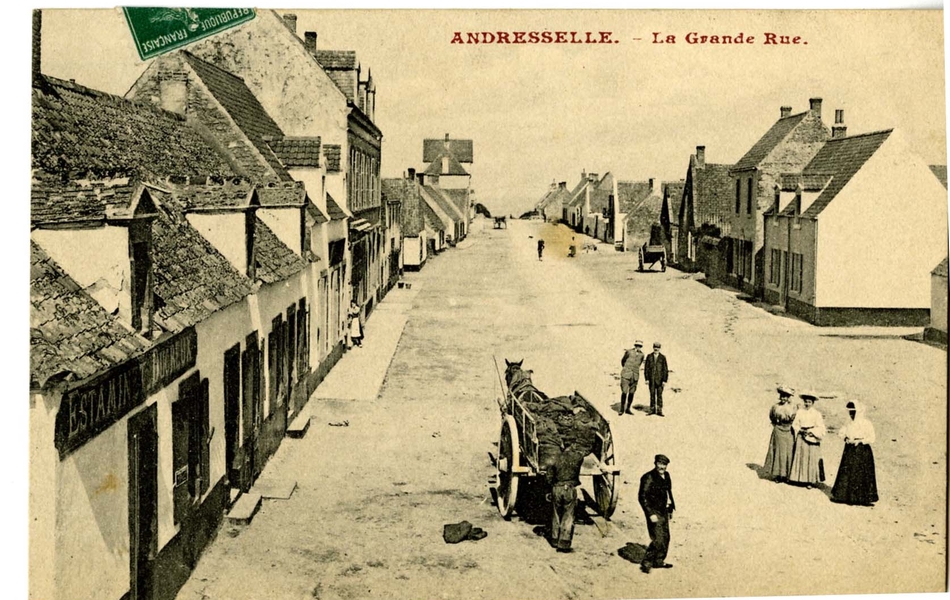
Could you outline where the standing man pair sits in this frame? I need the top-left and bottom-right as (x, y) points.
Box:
(621, 341), (668, 416)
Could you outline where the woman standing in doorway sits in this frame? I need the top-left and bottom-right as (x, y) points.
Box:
(348, 300), (363, 348)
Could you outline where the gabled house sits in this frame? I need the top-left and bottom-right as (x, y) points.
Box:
(422, 133), (474, 238)
(725, 99), (831, 296)
(762, 126), (948, 325)
(586, 172), (614, 242)
(384, 171), (428, 271)
(613, 179), (653, 251)
(563, 171), (600, 232)
(660, 180), (686, 262)
(620, 178), (664, 252)
(420, 180), (466, 244)
(676, 146), (734, 281)
(536, 181), (570, 223)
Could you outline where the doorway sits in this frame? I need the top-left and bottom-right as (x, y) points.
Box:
(128, 405), (158, 600)
(223, 344), (241, 489)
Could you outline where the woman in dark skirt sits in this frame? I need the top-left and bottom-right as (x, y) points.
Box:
(831, 401), (879, 506)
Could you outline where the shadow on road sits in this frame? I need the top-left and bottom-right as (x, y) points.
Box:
(746, 462), (770, 481)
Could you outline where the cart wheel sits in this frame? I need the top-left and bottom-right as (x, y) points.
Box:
(496, 415), (520, 519)
(638, 248), (645, 272)
(593, 430), (619, 518)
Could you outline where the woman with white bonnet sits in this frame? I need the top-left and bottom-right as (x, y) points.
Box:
(831, 400), (879, 506)
(789, 391), (826, 488)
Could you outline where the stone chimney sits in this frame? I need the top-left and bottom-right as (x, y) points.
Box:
(282, 13), (297, 34)
(780, 106), (792, 118)
(365, 70), (376, 122)
(809, 97), (822, 119)
(32, 10), (42, 85)
(588, 173), (599, 182)
(444, 133), (451, 150)
(558, 182), (567, 190)
(407, 168), (416, 181)
(696, 145), (706, 168)
(649, 178), (655, 191)
(304, 31), (317, 54)
(832, 109), (847, 139)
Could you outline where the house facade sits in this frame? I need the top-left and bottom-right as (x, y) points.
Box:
(675, 146), (734, 282)
(762, 127), (948, 325)
(724, 99), (830, 296)
(925, 257), (948, 343)
(384, 173), (429, 271)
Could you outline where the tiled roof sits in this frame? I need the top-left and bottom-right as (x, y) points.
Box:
(306, 200), (329, 225)
(254, 218), (308, 284)
(535, 187), (556, 210)
(440, 188), (470, 216)
(567, 178), (593, 209)
(180, 52), (291, 181)
(31, 176), (148, 225)
(314, 50), (358, 69)
(799, 130), (892, 218)
(383, 178), (425, 236)
(780, 172), (834, 192)
(732, 112), (808, 172)
(325, 193), (348, 220)
(145, 185), (254, 331)
(326, 70), (357, 101)
(693, 164), (734, 230)
(625, 190), (664, 248)
(933, 256), (949, 277)
(422, 185), (465, 222)
(30, 241), (152, 389)
(423, 138), (474, 163)
(265, 136), (322, 168)
(32, 76), (233, 180)
(423, 152), (470, 176)
(589, 188), (611, 215)
(257, 181), (307, 206)
(324, 145), (342, 173)
(174, 180), (257, 209)
(419, 186), (456, 229)
(421, 198), (445, 232)
(663, 180), (686, 223)
(929, 165), (947, 189)
(617, 181), (653, 214)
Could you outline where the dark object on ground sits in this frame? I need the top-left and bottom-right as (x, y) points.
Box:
(618, 542), (648, 564)
(443, 521), (488, 543)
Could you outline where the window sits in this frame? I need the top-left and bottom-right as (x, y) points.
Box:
(790, 252), (804, 292)
(746, 177), (753, 214)
(287, 304), (297, 383)
(268, 314), (284, 413)
(735, 179), (741, 213)
(173, 373), (210, 524)
(769, 249), (781, 285)
(297, 298), (309, 377)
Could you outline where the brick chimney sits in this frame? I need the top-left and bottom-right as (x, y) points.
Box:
(809, 97), (822, 119)
(407, 168), (416, 181)
(649, 178), (655, 191)
(696, 145), (706, 168)
(832, 109), (847, 139)
(780, 106), (792, 118)
(444, 133), (450, 150)
(32, 10), (42, 86)
(558, 181), (567, 190)
(282, 13), (297, 34)
(304, 31), (317, 54)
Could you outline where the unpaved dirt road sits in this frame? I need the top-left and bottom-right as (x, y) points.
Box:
(178, 217), (947, 600)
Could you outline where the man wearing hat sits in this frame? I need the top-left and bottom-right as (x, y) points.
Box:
(638, 454), (676, 573)
(619, 341), (645, 415)
(644, 342), (669, 416)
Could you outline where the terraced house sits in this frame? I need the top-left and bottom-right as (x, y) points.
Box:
(724, 98), (830, 297)
(29, 13), (354, 597)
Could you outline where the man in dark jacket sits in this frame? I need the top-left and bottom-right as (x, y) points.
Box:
(638, 454), (676, 573)
(546, 418), (596, 553)
(644, 342), (669, 416)
(619, 340), (645, 415)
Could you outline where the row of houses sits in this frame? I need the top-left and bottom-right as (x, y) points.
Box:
(28, 10), (473, 600)
(534, 97), (948, 331)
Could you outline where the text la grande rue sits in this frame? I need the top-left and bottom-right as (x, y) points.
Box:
(654, 32), (806, 45)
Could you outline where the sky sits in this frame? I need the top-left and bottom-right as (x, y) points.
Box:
(39, 9), (946, 217)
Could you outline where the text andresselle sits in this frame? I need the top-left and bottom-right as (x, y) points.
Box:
(451, 31), (616, 44)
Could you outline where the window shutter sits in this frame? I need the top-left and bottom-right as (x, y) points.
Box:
(200, 378), (210, 497)
(172, 399), (190, 525)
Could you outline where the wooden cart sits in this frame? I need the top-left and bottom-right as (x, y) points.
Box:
(494, 375), (621, 520)
(638, 224), (667, 272)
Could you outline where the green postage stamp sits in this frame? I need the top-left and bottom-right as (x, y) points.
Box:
(122, 7), (256, 61)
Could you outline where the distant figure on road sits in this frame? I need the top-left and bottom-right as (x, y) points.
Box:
(568, 236), (576, 258)
(831, 400), (878, 506)
(789, 392), (825, 488)
(619, 340), (645, 416)
(638, 454), (676, 573)
(763, 386), (798, 482)
(537, 239), (545, 261)
(348, 301), (363, 348)
(644, 343), (669, 416)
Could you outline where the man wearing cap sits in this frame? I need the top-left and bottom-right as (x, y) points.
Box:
(619, 341), (645, 415)
(546, 420), (597, 553)
(638, 454), (676, 573)
(644, 342), (669, 416)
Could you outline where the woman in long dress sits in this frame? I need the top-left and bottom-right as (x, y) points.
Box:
(831, 401), (879, 506)
(763, 386), (797, 482)
(348, 301), (363, 348)
(788, 392), (825, 488)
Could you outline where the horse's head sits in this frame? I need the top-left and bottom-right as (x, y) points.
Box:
(504, 359), (525, 387)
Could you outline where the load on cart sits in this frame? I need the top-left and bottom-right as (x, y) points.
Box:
(492, 358), (621, 520)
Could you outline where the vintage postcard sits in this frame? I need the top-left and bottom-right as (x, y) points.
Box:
(28, 6), (947, 600)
